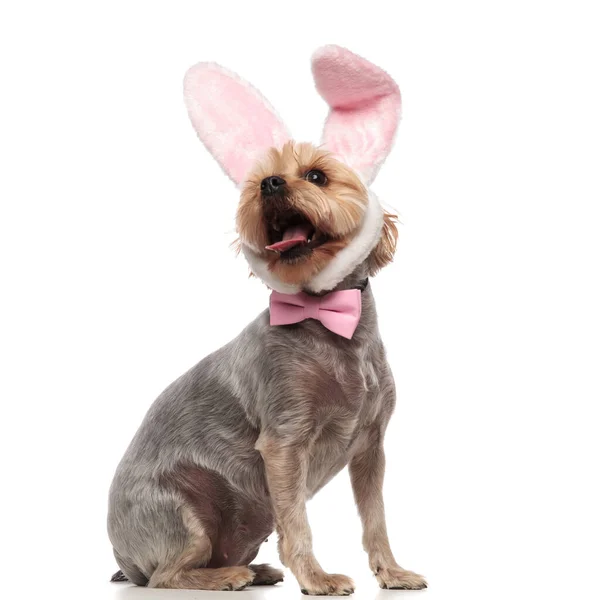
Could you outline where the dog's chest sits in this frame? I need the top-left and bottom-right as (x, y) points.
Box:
(317, 338), (383, 419)
(305, 412), (375, 497)
(304, 344), (383, 495)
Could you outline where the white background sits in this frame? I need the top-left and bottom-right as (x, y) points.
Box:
(1, 2), (599, 599)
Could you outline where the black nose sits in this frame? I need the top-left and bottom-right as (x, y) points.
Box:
(261, 176), (286, 196)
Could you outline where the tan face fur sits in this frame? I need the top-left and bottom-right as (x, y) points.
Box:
(236, 142), (398, 287)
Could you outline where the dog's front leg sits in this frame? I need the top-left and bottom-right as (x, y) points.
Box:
(349, 425), (427, 590)
(256, 433), (355, 596)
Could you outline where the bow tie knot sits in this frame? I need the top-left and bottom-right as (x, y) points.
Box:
(269, 289), (362, 339)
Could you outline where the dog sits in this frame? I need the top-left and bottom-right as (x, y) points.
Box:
(107, 45), (426, 595)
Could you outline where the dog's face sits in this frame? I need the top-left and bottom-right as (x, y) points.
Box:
(237, 142), (397, 290)
(184, 48), (402, 293)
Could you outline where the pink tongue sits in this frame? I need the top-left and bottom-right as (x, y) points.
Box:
(266, 223), (313, 252)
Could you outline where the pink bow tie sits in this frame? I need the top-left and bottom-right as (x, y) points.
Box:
(270, 289), (362, 339)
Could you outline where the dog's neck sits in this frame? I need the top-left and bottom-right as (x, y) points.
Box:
(302, 263), (370, 297)
(300, 262), (379, 340)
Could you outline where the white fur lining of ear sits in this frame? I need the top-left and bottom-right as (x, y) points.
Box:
(305, 190), (383, 293)
(240, 191), (383, 294)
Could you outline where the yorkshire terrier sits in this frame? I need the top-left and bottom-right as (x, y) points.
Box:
(108, 45), (426, 595)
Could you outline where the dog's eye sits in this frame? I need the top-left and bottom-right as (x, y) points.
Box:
(305, 170), (327, 186)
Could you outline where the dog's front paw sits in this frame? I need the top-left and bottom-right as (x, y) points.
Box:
(376, 566), (427, 590)
(300, 573), (355, 596)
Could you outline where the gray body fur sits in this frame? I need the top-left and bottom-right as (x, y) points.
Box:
(107, 266), (396, 585)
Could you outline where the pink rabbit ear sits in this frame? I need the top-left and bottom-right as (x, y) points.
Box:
(312, 45), (401, 185)
(184, 63), (291, 186)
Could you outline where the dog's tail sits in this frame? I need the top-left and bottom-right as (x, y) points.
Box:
(110, 570), (128, 582)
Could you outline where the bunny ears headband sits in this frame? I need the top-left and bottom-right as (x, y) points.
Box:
(183, 45), (401, 293)
(183, 45), (401, 188)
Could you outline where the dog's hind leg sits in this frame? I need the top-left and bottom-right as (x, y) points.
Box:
(147, 506), (255, 591)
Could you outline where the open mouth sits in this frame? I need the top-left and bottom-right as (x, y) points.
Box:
(265, 212), (328, 261)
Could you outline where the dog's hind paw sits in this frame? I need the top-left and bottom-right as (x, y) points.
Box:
(249, 563), (284, 585)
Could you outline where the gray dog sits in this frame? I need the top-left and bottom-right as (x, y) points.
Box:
(108, 45), (426, 595)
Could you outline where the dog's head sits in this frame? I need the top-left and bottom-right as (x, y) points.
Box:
(184, 45), (401, 293)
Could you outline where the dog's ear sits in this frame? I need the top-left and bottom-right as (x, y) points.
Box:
(367, 211), (399, 275)
(184, 63), (291, 186)
(312, 45), (401, 186)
